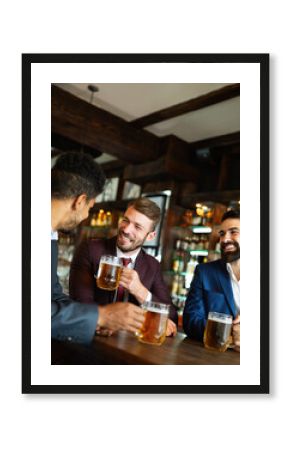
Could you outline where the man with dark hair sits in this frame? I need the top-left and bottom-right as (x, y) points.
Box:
(183, 209), (240, 351)
(51, 152), (145, 345)
(69, 197), (178, 337)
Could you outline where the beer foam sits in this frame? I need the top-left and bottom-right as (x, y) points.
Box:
(145, 306), (168, 314)
(208, 316), (232, 324)
(101, 262), (121, 267)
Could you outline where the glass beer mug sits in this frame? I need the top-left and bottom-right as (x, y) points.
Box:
(203, 311), (233, 352)
(136, 301), (169, 346)
(96, 255), (122, 291)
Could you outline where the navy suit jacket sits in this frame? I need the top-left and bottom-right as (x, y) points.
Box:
(51, 239), (99, 345)
(69, 237), (178, 324)
(183, 259), (238, 341)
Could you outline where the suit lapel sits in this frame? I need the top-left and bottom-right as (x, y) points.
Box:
(127, 250), (146, 305)
(106, 236), (118, 256)
(134, 250), (147, 282)
(216, 260), (237, 318)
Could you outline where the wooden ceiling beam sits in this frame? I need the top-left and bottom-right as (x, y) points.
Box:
(189, 131), (240, 151)
(51, 85), (162, 163)
(51, 132), (102, 159)
(123, 136), (199, 183)
(99, 160), (127, 179)
(131, 84), (240, 128)
(100, 160), (127, 172)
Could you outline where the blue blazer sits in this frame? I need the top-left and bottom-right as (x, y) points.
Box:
(183, 259), (238, 341)
(51, 240), (99, 345)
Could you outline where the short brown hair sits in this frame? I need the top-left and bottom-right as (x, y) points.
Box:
(128, 197), (161, 230)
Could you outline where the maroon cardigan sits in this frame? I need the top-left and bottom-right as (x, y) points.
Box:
(69, 236), (178, 324)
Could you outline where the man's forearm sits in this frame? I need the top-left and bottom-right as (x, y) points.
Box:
(133, 285), (150, 304)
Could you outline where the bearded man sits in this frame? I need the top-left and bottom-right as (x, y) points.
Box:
(183, 209), (240, 351)
(69, 197), (178, 337)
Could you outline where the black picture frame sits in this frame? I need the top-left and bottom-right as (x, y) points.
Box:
(22, 53), (269, 394)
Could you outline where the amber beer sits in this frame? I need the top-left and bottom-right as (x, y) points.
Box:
(96, 255), (122, 291)
(137, 302), (169, 345)
(203, 312), (232, 352)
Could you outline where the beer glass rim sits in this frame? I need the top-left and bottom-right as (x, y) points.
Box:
(208, 311), (232, 323)
(142, 301), (170, 312)
(100, 254), (122, 266)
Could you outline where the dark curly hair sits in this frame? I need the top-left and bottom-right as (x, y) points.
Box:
(51, 152), (106, 200)
(221, 209), (240, 222)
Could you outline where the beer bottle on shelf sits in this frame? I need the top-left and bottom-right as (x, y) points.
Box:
(172, 239), (181, 272)
(105, 211), (112, 226)
(172, 253), (180, 273)
(186, 256), (197, 277)
(179, 239), (188, 273)
(184, 236), (192, 251)
(178, 275), (186, 296)
(171, 274), (179, 296)
(181, 238), (189, 252)
(198, 235), (203, 249)
(176, 240), (181, 250)
(200, 234), (209, 249)
(189, 236), (196, 251)
(193, 234), (200, 249)
(204, 239), (209, 250)
(185, 255), (198, 289)
(90, 213), (97, 227)
(178, 252), (185, 273)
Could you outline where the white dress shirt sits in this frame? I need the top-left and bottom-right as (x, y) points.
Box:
(226, 262), (240, 315)
(116, 247), (141, 267)
(51, 230), (58, 240)
(116, 247), (152, 303)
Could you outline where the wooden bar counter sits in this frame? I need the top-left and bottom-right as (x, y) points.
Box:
(52, 331), (240, 365)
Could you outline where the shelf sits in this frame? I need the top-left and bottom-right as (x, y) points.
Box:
(190, 249), (209, 256)
(172, 225), (212, 233)
(191, 226), (212, 233)
(172, 294), (187, 301)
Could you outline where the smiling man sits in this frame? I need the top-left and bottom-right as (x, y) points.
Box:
(183, 209), (240, 351)
(69, 197), (178, 336)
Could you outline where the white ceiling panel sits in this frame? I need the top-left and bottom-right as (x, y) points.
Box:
(54, 83), (239, 144)
(146, 97), (240, 143)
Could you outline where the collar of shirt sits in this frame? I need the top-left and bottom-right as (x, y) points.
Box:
(51, 230), (58, 240)
(116, 247), (141, 267)
(226, 262), (239, 284)
(115, 246), (152, 303)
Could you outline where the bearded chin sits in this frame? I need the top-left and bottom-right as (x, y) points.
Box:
(221, 249), (240, 263)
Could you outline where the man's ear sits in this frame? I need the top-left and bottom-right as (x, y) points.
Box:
(145, 230), (156, 243)
(71, 194), (87, 210)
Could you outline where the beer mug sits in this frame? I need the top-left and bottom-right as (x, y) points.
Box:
(203, 311), (233, 352)
(96, 255), (122, 291)
(137, 301), (169, 346)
